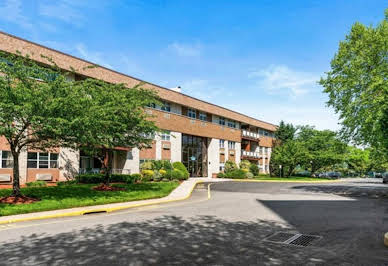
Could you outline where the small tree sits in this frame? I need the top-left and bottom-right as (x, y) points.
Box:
(0, 52), (90, 197)
(74, 79), (159, 186)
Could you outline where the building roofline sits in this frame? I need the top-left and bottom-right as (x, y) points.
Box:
(0, 30), (277, 129)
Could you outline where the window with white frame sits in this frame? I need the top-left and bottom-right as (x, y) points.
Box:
(219, 117), (225, 126)
(187, 108), (196, 119)
(0, 150), (13, 168)
(219, 139), (225, 148)
(228, 141), (236, 150)
(27, 152), (58, 169)
(227, 119), (236, 128)
(161, 131), (171, 141)
(161, 101), (171, 112)
(199, 112), (207, 121)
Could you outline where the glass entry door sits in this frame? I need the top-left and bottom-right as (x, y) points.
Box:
(182, 134), (207, 177)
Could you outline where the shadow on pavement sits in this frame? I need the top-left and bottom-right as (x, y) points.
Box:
(0, 215), (351, 266)
(258, 199), (388, 265)
(291, 185), (388, 198)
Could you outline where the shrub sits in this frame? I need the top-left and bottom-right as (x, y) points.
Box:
(240, 160), (251, 170)
(141, 170), (154, 182)
(241, 168), (249, 173)
(249, 163), (259, 176)
(217, 172), (226, 178)
(159, 169), (167, 176)
(153, 170), (162, 182)
(76, 173), (104, 184)
(151, 160), (163, 171)
(140, 161), (153, 171)
(172, 162), (189, 179)
(225, 169), (246, 179)
(162, 169), (173, 180)
(245, 172), (254, 179)
(171, 169), (184, 180)
(225, 160), (238, 173)
(57, 180), (77, 186)
(26, 181), (47, 187)
(130, 173), (142, 183)
(161, 160), (173, 170)
(110, 174), (131, 183)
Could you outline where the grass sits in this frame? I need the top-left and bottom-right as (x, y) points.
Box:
(0, 182), (179, 217)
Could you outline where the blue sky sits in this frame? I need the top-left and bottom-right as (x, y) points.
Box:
(0, 0), (386, 130)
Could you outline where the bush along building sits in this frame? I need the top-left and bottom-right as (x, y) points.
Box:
(0, 31), (276, 184)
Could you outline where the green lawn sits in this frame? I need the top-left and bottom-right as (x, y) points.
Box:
(0, 182), (179, 216)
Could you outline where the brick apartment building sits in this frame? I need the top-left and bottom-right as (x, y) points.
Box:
(0, 32), (276, 184)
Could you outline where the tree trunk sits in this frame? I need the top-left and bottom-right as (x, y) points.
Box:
(103, 149), (113, 185)
(11, 150), (21, 197)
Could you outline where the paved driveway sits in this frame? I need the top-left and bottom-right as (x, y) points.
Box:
(0, 179), (387, 265)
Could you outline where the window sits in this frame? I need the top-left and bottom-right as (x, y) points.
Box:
(161, 131), (171, 141)
(227, 120), (236, 128)
(27, 152), (58, 169)
(219, 139), (225, 148)
(219, 117), (225, 126)
(219, 163), (225, 172)
(148, 102), (156, 109)
(161, 101), (171, 112)
(264, 130), (269, 136)
(0, 150), (13, 168)
(259, 129), (265, 136)
(199, 112), (207, 121)
(228, 141), (236, 150)
(187, 108), (196, 119)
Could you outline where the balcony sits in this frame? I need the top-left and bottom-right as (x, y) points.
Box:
(79, 168), (131, 175)
(241, 150), (261, 160)
(241, 130), (260, 141)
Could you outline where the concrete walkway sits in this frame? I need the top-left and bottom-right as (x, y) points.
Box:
(0, 178), (215, 224)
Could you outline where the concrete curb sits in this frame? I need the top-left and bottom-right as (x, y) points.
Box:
(0, 180), (204, 225)
(384, 232), (388, 247)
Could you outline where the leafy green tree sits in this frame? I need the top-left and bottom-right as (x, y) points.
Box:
(368, 147), (388, 172)
(345, 146), (370, 176)
(275, 120), (297, 143)
(320, 10), (388, 153)
(297, 126), (347, 174)
(270, 140), (309, 177)
(0, 52), (90, 197)
(74, 79), (159, 186)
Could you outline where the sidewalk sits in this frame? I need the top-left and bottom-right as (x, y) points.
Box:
(0, 178), (210, 225)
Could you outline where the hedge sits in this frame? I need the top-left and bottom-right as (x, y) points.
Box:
(76, 173), (138, 184)
(172, 162), (189, 179)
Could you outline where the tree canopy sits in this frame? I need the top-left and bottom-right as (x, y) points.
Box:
(0, 51), (159, 196)
(319, 10), (388, 153)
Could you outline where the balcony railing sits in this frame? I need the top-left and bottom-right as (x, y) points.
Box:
(79, 168), (131, 175)
(241, 150), (261, 159)
(241, 130), (260, 140)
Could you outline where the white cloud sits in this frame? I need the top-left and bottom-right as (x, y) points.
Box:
(249, 65), (319, 96)
(75, 43), (113, 69)
(38, 0), (86, 27)
(167, 42), (202, 57)
(0, 0), (32, 29)
(181, 79), (227, 101)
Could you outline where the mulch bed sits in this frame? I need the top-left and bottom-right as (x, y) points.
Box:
(0, 196), (40, 204)
(92, 184), (126, 191)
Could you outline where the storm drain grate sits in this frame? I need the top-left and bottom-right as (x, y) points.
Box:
(263, 232), (321, 247)
(288, 234), (321, 247)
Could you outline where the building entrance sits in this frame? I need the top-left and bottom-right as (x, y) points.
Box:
(182, 134), (207, 177)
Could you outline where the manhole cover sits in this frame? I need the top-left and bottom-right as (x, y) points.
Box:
(263, 232), (321, 247)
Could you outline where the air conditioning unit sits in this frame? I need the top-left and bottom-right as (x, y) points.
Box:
(230, 151), (235, 155)
(36, 174), (52, 181)
(162, 143), (171, 150)
(0, 174), (11, 182)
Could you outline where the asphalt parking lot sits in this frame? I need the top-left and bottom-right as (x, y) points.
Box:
(0, 179), (387, 265)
